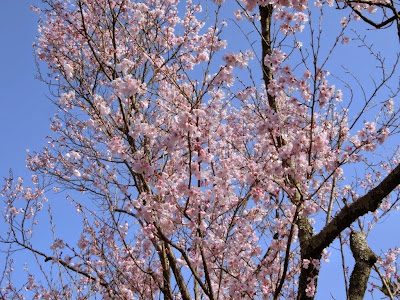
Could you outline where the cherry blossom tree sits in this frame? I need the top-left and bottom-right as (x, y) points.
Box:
(1, 0), (400, 299)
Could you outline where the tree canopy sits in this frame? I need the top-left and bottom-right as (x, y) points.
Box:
(1, 0), (400, 299)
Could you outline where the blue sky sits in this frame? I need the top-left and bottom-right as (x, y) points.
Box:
(0, 1), (54, 180)
(0, 1), (59, 290)
(1, 1), (399, 299)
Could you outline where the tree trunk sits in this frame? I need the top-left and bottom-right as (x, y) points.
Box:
(348, 231), (377, 300)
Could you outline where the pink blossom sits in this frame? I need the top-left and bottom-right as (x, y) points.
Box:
(305, 280), (316, 297)
(94, 95), (111, 116)
(385, 98), (395, 114)
(234, 10), (242, 21)
(9, 207), (19, 216)
(303, 259), (311, 269)
(50, 239), (65, 250)
(340, 17), (348, 27)
(3, 1), (398, 299)
(341, 37), (351, 44)
(73, 169), (81, 178)
(107, 136), (125, 156)
(64, 64), (73, 78)
(111, 75), (147, 97)
(77, 235), (89, 250)
(197, 51), (209, 62)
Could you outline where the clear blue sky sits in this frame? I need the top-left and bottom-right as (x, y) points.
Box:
(0, 1), (399, 299)
(0, 1), (60, 291)
(0, 1), (54, 180)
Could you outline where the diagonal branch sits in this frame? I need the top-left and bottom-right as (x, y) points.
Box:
(308, 163), (400, 257)
(297, 163), (400, 299)
(351, 8), (397, 29)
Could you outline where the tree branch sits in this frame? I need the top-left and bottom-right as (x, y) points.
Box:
(309, 163), (400, 257)
(297, 164), (400, 299)
(348, 231), (377, 300)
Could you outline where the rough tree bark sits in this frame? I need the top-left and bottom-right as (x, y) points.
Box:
(348, 231), (378, 300)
